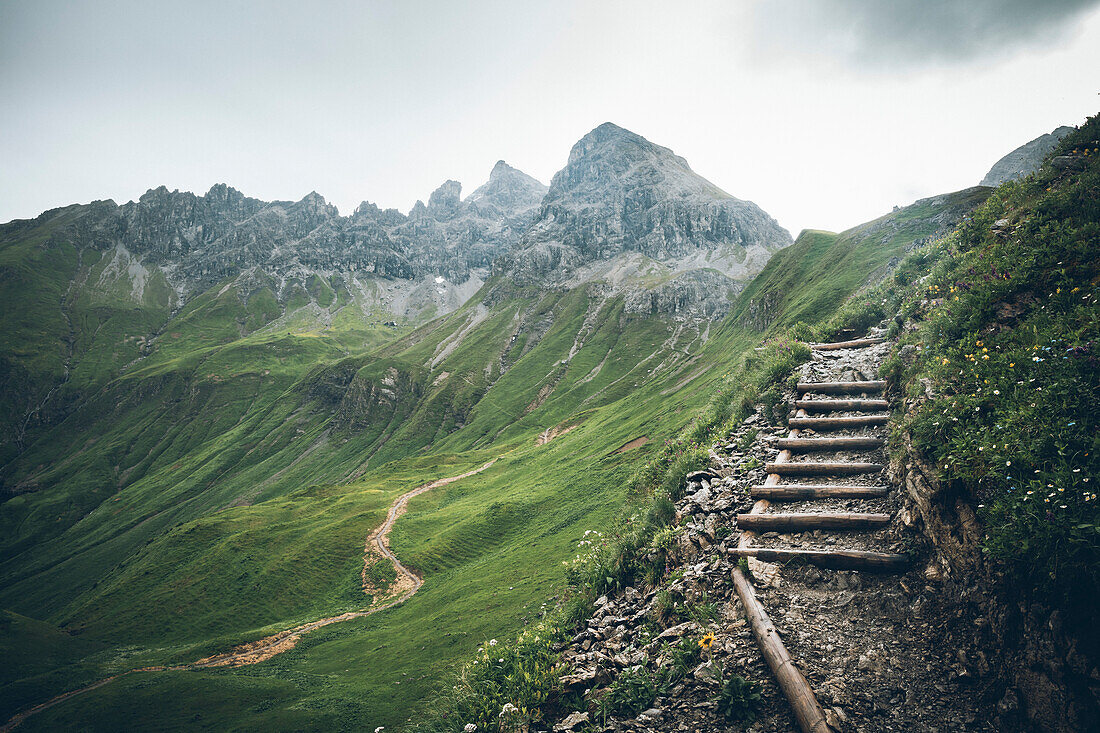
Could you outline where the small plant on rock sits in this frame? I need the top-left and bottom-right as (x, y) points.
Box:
(677, 593), (719, 625)
(736, 427), (759, 452)
(715, 673), (761, 723)
(599, 666), (661, 719)
(667, 635), (702, 679)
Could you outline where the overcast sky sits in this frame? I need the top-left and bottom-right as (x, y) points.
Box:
(2, 0), (1098, 235)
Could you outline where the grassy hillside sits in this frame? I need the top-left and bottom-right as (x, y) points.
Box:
(886, 116), (1099, 637)
(727, 186), (991, 334)
(0, 182), (989, 730)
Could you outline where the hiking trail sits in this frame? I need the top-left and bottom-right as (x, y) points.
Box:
(1, 458), (497, 731)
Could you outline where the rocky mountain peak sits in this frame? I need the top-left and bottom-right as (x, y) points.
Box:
(567, 121), (635, 162)
(502, 123), (791, 292)
(203, 183), (251, 210)
(465, 161), (548, 218)
(427, 180), (462, 219)
(489, 159), (512, 178)
(554, 122), (730, 202)
(137, 185), (178, 205)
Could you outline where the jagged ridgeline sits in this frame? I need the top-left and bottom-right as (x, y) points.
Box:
(0, 123), (988, 731)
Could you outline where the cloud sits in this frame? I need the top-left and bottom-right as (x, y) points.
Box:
(748, 0), (1100, 68)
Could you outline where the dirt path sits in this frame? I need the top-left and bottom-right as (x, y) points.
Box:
(1, 458), (497, 731)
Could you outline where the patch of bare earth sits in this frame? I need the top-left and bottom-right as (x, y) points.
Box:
(537, 424), (579, 446)
(615, 436), (648, 453)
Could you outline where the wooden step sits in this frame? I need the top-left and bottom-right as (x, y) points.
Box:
(766, 462), (885, 476)
(793, 399), (889, 413)
(788, 415), (888, 430)
(728, 547), (909, 571)
(811, 337), (886, 351)
(737, 512), (891, 531)
(796, 381), (885, 394)
(776, 436), (884, 452)
(750, 484), (889, 500)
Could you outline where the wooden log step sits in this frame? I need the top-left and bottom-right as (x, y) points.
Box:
(793, 399), (889, 412)
(750, 484), (889, 500)
(788, 415), (888, 430)
(766, 462), (885, 476)
(728, 547), (909, 572)
(796, 381), (885, 394)
(776, 436), (884, 451)
(737, 512), (891, 531)
(810, 337), (886, 351)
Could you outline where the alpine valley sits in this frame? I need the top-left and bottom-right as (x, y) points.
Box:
(1, 119), (1096, 732)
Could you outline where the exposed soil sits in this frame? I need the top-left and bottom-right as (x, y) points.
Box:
(538, 424), (579, 446)
(616, 436), (649, 453)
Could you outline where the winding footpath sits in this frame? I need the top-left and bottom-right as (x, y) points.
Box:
(1, 458), (497, 731)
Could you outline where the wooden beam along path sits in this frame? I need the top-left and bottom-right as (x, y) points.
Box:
(750, 484), (888, 500)
(796, 381), (885, 394)
(788, 416), (888, 430)
(793, 399), (889, 412)
(728, 547), (908, 572)
(737, 512), (892, 531)
(810, 337), (885, 351)
(731, 404), (834, 733)
(776, 436), (884, 451)
(766, 462), (885, 476)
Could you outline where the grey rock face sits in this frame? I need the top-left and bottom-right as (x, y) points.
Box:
(465, 160), (546, 220)
(385, 163), (548, 275)
(503, 122), (792, 284)
(980, 125), (1074, 187)
(622, 269), (744, 320)
(34, 161), (548, 309)
(426, 180), (462, 218)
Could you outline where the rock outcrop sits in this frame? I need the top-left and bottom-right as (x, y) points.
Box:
(980, 125), (1075, 187)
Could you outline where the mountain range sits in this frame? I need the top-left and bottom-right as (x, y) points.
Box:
(0, 119), (1078, 731)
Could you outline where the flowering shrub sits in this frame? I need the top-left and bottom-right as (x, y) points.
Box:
(421, 622), (566, 732)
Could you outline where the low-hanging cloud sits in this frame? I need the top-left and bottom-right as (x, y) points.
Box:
(749, 0), (1100, 68)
